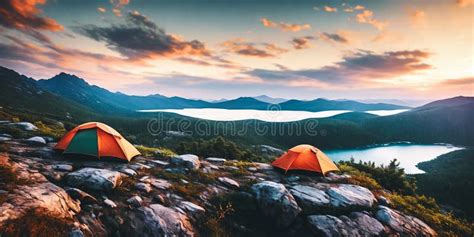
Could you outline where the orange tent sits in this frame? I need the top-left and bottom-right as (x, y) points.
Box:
(55, 122), (140, 162)
(272, 144), (339, 175)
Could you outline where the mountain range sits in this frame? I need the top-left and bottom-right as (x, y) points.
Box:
(32, 69), (409, 112)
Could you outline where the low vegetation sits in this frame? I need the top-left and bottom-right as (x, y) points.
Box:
(341, 159), (474, 236)
(0, 208), (74, 237)
(34, 121), (66, 139)
(135, 145), (176, 158)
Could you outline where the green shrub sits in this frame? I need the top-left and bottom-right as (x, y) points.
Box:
(176, 136), (264, 161)
(339, 164), (382, 190)
(389, 194), (474, 236)
(34, 121), (66, 139)
(339, 159), (416, 194)
(135, 145), (176, 158)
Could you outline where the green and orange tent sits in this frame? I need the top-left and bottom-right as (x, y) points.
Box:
(272, 144), (339, 175)
(54, 122), (140, 162)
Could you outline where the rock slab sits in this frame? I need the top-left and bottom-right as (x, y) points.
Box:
(66, 168), (122, 191)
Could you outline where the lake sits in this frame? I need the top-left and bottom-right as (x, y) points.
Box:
(138, 108), (409, 122)
(325, 144), (463, 174)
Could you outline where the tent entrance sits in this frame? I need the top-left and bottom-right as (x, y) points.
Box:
(64, 128), (98, 157)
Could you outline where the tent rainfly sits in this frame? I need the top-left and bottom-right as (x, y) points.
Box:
(272, 144), (339, 175)
(54, 122), (140, 162)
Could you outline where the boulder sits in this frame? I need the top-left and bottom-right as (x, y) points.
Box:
(179, 201), (206, 214)
(136, 182), (152, 193)
(104, 199), (117, 208)
(0, 183), (80, 226)
(120, 168), (137, 176)
(307, 212), (384, 237)
(137, 204), (194, 237)
(13, 122), (38, 131)
(149, 178), (171, 190)
(65, 187), (97, 203)
(25, 136), (47, 145)
(127, 195), (143, 207)
(66, 168), (122, 192)
(53, 164), (74, 172)
(171, 154), (200, 170)
(205, 157), (227, 163)
(150, 160), (170, 166)
(327, 184), (376, 209)
(251, 181), (301, 228)
(218, 177), (240, 189)
(290, 185), (330, 213)
(376, 206), (437, 236)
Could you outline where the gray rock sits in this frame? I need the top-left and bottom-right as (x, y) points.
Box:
(179, 201), (206, 214)
(150, 160), (170, 166)
(127, 195), (143, 207)
(69, 229), (84, 237)
(218, 177), (240, 188)
(104, 199), (117, 208)
(377, 196), (390, 206)
(66, 168), (122, 191)
(149, 178), (171, 190)
(138, 204), (194, 237)
(13, 122), (38, 131)
(286, 176), (300, 182)
(136, 182), (152, 193)
(65, 187), (97, 203)
(0, 136), (11, 142)
(251, 181), (301, 228)
(53, 164), (74, 172)
(25, 136), (47, 145)
(129, 163), (152, 171)
(205, 157), (227, 163)
(120, 168), (137, 176)
(171, 154), (200, 170)
(307, 212), (384, 237)
(376, 206), (437, 236)
(0, 183), (80, 226)
(290, 185), (330, 213)
(327, 184), (376, 209)
(247, 167), (258, 172)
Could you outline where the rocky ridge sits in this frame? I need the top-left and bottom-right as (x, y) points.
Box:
(0, 133), (437, 236)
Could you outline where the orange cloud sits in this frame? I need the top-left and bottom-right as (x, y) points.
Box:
(355, 10), (387, 30)
(456, 0), (473, 7)
(0, 0), (63, 31)
(409, 10), (425, 26)
(110, 0), (130, 16)
(221, 38), (288, 58)
(319, 31), (351, 44)
(260, 18), (311, 32)
(97, 7), (107, 13)
(324, 6), (338, 12)
(344, 5), (365, 12)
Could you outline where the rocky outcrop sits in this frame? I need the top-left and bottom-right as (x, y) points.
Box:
(290, 185), (330, 213)
(66, 168), (122, 191)
(25, 136), (47, 145)
(171, 154), (200, 170)
(218, 177), (240, 189)
(251, 181), (301, 228)
(307, 212), (385, 237)
(327, 184), (376, 209)
(376, 206), (437, 236)
(136, 204), (195, 237)
(0, 183), (80, 227)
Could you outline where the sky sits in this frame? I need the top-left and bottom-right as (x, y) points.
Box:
(0, 0), (472, 101)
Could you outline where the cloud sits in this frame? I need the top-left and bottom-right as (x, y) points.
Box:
(319, 32), (350, 44)
(246, 50), (431, 85)
(344, 5), (365, 12)
(97, 7), (107, 13)
(439, 77), (474, 86)
(75, 11), (210, 59)
(456, 0), (473, 7)
(291, 36), (315, 49)
(323, 6), (338, 12)
(355, 10), (387, 30)
(221, 38), (288, 58)
(110, 0), (130, 16)
(0, 0), (63, 31)
(409, 10), (426, 26)
(260, 18), (311, 32)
